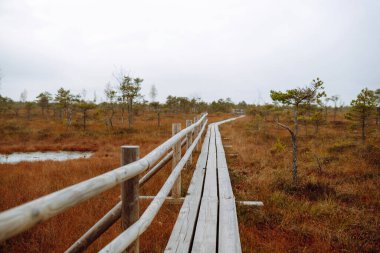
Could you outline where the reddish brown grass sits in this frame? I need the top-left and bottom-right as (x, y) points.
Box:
(2, 110), (378, 252)
(220, 114), (380, 252)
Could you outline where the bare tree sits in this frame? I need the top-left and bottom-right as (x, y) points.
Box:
(20, 89), (27, 103)
(20, 89), (33, 120)
(328, 95), (339, 122)
(113, 67), (127, 124)
(375, 89), (380, 129)
(149, 84), (157, 102)
(104, 82), (117, 128)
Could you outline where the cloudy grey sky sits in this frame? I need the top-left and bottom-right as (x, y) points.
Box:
(0, 0), (379, 104)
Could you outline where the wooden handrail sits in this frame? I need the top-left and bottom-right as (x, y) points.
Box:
(139, 139), (187, 186)
(100, 119), (208, 253)
(66, 139), (188, 253)
(0, 113), (207, 242)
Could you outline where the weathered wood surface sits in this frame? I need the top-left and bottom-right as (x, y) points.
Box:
(215, 126), (242, 253)
(166, 116), (244, 253)
(165, 126), (211, 253)
(186, 120), (193, 168)
(192, 125), (218, 253)
(236, 201), (264, 206)
(99, 120), (208, 253)
(139, 139), (186, 186)
(172, 123), (182, 198)
(67, 140), (188, 253)
(0, 114), (207, 243)
(138, 196), (185, 204)
(219, 198), (241, 253)
(120, 146), (140, 253)
(66, 137), (187, 253)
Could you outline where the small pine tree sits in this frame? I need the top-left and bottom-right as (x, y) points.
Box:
(36, 92), (52, 117)
(119, 76), (143, 128)
(270, 78), (325, 183)
(346, 88), (376, 143)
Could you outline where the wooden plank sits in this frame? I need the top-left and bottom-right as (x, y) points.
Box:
(191, 197), (218, 253)
(165, 127), (211, 253)
(215, 125), (242, 253)
(202, 126), (217, 198)
(217, 167), (234, 199)
(218, 198), (242, 253)
(236, 201), (264, 206)
(217, 154), (228, 169)
(166, 118), (244, 253)
(192, 125), (218, 253)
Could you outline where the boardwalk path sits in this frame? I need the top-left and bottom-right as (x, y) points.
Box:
(166, 117), (243, 253)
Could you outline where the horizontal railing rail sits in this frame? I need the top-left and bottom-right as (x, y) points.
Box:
(65, 139), (188, 253)
(100, 119), (207, 253)
(0, 113), (207, 243)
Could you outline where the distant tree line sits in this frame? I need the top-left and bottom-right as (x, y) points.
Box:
(0, 76), (250, 130)
(0, 76), (378, 146)
(0, 71), (379, 184)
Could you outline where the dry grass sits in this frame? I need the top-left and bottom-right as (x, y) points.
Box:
(220, 114), (380, 252)
(0, 111), (228, 252)
(2, 110), (379, 252)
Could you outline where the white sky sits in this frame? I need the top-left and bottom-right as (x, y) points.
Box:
(0, 0), (379, 104)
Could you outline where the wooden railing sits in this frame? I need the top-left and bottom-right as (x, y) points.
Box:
(0, 113), (208, 253)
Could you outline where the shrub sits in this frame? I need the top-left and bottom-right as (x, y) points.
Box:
(270, 137), (286, 154)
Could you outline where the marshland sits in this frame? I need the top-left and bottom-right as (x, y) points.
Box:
(0, 87), (379, 252)
(1, 1), (379, 252)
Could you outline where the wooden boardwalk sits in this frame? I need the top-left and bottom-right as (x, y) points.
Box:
(166, 118), (242, 253)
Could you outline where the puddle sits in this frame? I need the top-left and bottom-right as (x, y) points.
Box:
(0, 151), (93, 164)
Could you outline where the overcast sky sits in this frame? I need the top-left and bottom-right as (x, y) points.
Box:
(0, 0), (379, 104)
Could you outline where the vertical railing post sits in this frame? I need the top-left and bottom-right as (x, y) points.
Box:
(120, 146), (140, 253)
(195, 115), (201, 151)
(171, 123), (182, 198)
(186, 120), (193, 168)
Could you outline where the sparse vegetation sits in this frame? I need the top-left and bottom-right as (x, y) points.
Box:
(220, 107), (379, 252)
(0, 83), (379, 252)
